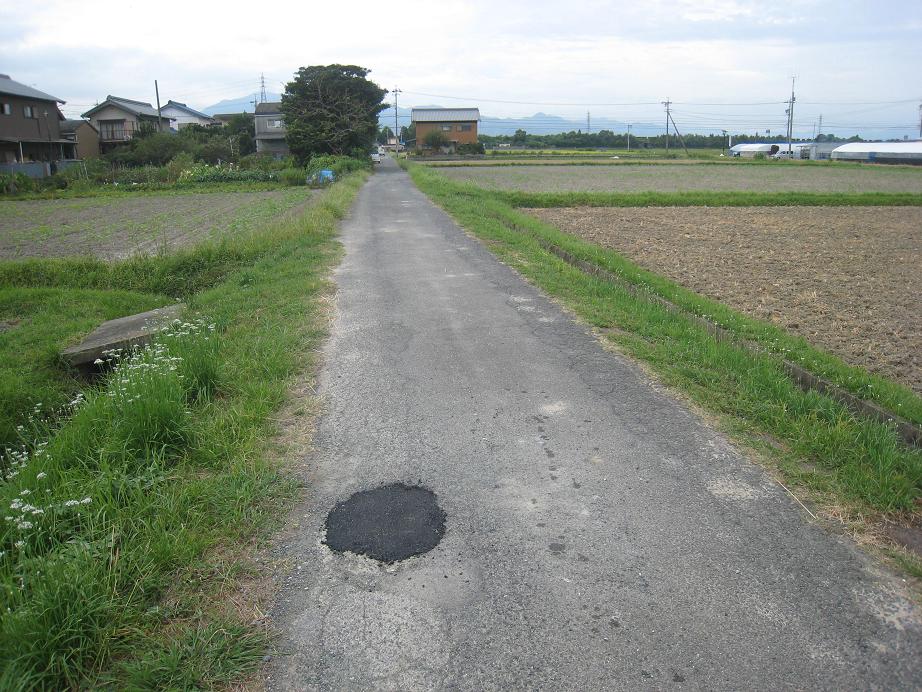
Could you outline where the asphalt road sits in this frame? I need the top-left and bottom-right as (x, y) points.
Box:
(266, 157), (922, 690)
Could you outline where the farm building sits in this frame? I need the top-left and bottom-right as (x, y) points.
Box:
(831, 142), (922, 165)
(807, 142), (840, 160)
(729, 143), (780, 158)
(411, 108), (480, 153)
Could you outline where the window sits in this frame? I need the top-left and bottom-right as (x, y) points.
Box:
(266, 118), (283, 129)
(0, 103), (10, 115)
(441, 124), (452, 131)
(458, 123), (472, 132)
(24, 105), (35, 118)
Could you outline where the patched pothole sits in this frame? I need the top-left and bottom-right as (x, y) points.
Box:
(323, 483), (446, 563)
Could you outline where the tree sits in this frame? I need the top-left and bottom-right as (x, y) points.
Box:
(424, 129), (450, 150)
(377, 125), (394, 144)
(512, 128), (527, 145)
(281, 64), (387, 163)
(400, 124), (415, 144)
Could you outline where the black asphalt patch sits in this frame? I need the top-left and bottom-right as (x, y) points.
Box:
(323, 483), (446, 563)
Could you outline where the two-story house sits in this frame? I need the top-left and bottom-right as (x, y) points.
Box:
(411, 108), (480, 153)
(254, 102), (289, 158)
(60, 120), (100, 160)
(160, 100), (217, 129)
(0, 74), (77, 174)
(81, 96), (173, 153)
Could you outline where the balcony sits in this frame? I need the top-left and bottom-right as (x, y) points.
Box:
(98, 120), (141, 142)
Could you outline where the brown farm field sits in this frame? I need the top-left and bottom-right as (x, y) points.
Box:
(0, 188), (318, 261)
(525, 206), (922, 394)
(440, 163), (922, 193)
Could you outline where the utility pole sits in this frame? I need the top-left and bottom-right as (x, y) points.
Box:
(586, 111), (591, 133)
(662, 99), (672, 153)
(918, 103), (921, 139)
(249, 95), (257, 113)
(394, 87), (402, 148)
(259, 73), (268, 104)
(154, 79), (162, 132)
(785, 76), (796, 157)
(626, 123), (631, 151)
(817, 113), (823, 140)
(721, 129), (728, 156)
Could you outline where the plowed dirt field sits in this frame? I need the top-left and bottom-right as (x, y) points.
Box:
(525, 206), (922, 394)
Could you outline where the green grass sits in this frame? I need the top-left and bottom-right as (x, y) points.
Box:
(404, 161), (922, 515)
(1, 180), (292, 201)
(0, 172), (367, 687)
(0, 287), (170, 451)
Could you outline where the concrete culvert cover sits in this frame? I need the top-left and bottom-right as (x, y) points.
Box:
(323, 483), (446, 563)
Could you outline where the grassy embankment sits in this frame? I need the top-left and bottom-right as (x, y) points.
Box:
(404, 161), (922, 566)
(0, 172), (367, 688)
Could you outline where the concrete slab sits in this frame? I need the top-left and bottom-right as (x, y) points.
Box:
(61, 304), (184, 371)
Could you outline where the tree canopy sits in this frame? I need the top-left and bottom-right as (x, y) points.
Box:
(281, 64), (387, 163)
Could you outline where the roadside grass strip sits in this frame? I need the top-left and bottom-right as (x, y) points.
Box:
(0, 173), (366, 687)
(405, 162), (922, 518)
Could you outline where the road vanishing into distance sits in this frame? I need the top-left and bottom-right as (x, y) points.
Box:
(266, 158), (922, 690)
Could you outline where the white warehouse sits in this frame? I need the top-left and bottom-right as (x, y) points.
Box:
(729, 143), (780, 158)
(831, 141), (922, 165)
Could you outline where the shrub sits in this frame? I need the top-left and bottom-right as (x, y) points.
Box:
(279, 168), (307, 186)
(305, 155), (369, 179)
(457, 142), (485, 155)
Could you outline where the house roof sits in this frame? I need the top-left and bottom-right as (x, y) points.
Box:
(411, 108), (480, 123)
(255, 102), (282, 114)
(0, 74), (64, 103)
(162, 100), (215, 120)
(82, 95), (167, 119)
(60, 119), (98, 134)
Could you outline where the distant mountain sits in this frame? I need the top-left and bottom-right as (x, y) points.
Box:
(377, 105), (655, 137)
(201, 93), (282, 115)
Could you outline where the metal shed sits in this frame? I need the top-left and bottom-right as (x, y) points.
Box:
(729, 143), (780, 158)
(831, 142), (922, 165)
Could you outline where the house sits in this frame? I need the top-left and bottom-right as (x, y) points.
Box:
(81, 96), (173, 152)
(0, 73), (77, 175)
(213, 112), (251, 127)
(411, 108), (480, 153)
(60, 119), (100, 160)
(160, 100), (217, 129)
(254, 102), (288, 158)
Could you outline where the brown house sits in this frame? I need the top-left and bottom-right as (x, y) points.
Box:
(411, 108), (480, 152)
(61, 120), (100, 159)
(0, 74), (76, 170)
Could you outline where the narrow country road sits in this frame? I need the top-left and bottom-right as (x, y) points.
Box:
(266, 158), (922, 690)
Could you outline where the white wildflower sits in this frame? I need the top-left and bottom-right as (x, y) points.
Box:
(36, 472), (47, 480)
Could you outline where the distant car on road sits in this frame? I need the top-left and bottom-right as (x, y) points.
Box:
(371, 152), (382, 164)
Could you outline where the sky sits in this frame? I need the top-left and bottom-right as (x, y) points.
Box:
(3, 0), (921, 139)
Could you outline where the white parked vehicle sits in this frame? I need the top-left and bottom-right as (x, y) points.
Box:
(371, 152), (382, 164)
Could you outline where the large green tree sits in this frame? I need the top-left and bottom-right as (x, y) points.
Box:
(281, 65), (387, 162)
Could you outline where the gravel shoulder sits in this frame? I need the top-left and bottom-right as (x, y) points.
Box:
(526, 205), (922, 394)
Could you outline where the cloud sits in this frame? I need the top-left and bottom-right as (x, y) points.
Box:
(3, 0), (920, 138)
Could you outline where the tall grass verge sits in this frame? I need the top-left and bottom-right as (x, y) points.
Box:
(0, 171), (367, 687)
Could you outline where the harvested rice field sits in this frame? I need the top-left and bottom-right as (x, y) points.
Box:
(525, 205), (922, 394)
(442, 163), (922, 193)
(0, 188), (318, 261)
